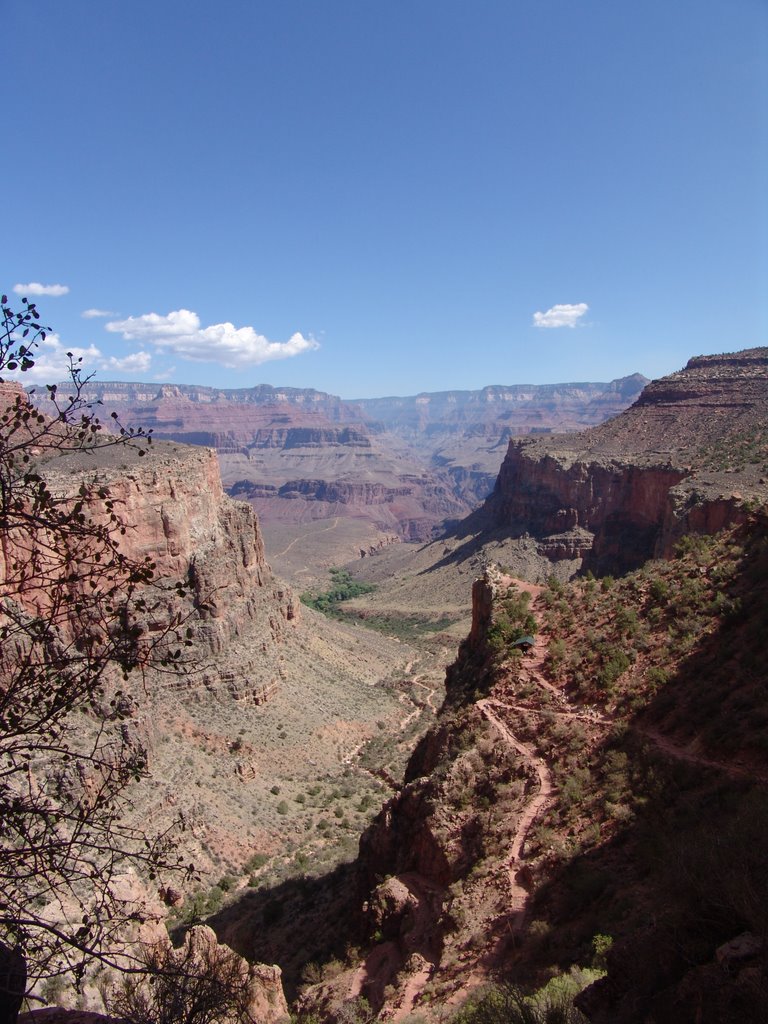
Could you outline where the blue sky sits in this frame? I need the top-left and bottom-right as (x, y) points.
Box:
(4, 1), (766, 398)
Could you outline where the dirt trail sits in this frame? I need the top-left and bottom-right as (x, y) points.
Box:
(395, 659), (441, 729)
(412, 679), (438, 714)
(499, 574), (544, 601)
(636, 725), (768, 783)
(273, 516), (340, 558)
(346, 873), (442, 1023)
(477, 699), (553, 928)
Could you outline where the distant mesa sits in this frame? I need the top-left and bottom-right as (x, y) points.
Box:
(35, 374), (647, 543)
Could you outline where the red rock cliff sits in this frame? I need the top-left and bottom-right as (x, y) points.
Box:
(42, 441), (298, 704)
(475, 349), (768, 576)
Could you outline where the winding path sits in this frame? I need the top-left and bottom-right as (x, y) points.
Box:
(477, 698), (553, 929)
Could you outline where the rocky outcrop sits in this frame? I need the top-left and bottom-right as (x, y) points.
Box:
(41, 441), (297, 705)
(18, 928), (289, 1024)
(482, 443), (688, 575)
(472, 349), (768, 577)
(172, 927), (289, 1024)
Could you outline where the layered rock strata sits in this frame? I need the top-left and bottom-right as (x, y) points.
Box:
(36, 376), (647, 542)
(41, 441), (297, 704)
(474, 349), (768, 576)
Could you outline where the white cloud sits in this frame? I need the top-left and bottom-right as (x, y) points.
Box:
(532, 303), (589, 329)
(82, 308), (118, 319)
(3, 336), (151, 383)
(4, 334), (102, 383)
(13, 282), (70, 297)
(105, 309), (320, 368)
(104, 351), (152, 374)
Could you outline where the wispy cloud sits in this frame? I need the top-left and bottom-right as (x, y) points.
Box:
(105, 309), (320, 368)
(532, 302), (589, 329)
(13, 282), (70, 298)
(82, 308), (118, 319)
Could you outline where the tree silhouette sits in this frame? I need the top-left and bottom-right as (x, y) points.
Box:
(0, 294), (192, 1004)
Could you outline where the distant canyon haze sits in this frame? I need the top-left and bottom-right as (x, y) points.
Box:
(36, 374), (647, 578)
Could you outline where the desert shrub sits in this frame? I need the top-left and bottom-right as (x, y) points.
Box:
(595, 647), (631, 690)
(560, 768), (591, 811)
(645, 665), (669, 693)
(487, 588), (537, 653)
(614, 606), (641, 638)
(336, 997), (375, 1024)
(649, 577), (671, 605)
(451, 978), (589, 1024)
(300, 961), (323, 986)
(547, 638), (568, 673)
(590, 933), (613, 970)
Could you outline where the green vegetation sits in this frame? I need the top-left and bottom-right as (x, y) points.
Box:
(450, 970), (600, 1024)
(487, 587), (537, 654)
(168, 884), (228, 927)
(698, 426), (768, 472)
(300, 567), (376, 615)
(300, 567), (459, 640)
(349, 611), (457, 641)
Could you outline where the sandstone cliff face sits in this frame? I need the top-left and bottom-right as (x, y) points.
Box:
(483, 443), (689, 575)
(474, 349), (768, 577)
(350, 375), (648, 440)
(42, 441), (297, 704)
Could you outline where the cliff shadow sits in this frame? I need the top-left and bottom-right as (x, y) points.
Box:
(197, 860), (363, 1001)
(502, 532), (768, 1019)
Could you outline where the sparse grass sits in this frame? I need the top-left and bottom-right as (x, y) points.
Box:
(698, 427), (768, 472)
(342, 611), (458, 641)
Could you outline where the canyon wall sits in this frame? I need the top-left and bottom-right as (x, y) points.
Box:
(40, 377), (647, 544)
(42, 441), (298, 704)
(472, 349), (768, 577)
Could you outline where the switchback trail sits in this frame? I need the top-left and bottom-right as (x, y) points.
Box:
(477, 698), (553, 930)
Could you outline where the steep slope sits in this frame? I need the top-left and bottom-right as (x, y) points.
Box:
(37, 440), (431, 887)
(296, 522), (768, 1022)
(457, 349), (768, 579)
